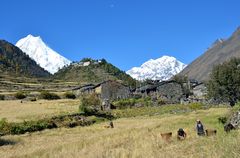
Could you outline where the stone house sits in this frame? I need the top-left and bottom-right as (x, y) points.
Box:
(136, 80), (184, 104)
(72, 80), (131, 101)
(72, 84), (95, 96)
(156, 81), (183, 104)
(94, 80), (131, 101)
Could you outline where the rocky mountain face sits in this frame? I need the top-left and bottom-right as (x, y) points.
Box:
(180, 27), (240, 81)
(53, 58), (136, 88)
(0, 40), (50, 78)
(127, 56), (187, 81)
(16, 35), (71, 74)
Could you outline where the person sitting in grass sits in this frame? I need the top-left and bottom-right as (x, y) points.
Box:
(196, 119), (205, 136)
(177, 128), (187, 140)
(110, 121), (114, 128)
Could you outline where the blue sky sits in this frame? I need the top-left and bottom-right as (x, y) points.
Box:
(1, 0), (240, 71)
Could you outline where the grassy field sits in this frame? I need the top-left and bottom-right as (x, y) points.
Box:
(0, 100), (80, 122)
(0, 106), (239, 158)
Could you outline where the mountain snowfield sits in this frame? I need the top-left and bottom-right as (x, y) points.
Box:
(16, 35), (71, 74)
(127, 56), (187, 81)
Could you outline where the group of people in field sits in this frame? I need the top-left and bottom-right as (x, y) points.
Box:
(106, 119), (206, 136)
(177, 119), (206, 140)
(105, 119), (213, 142)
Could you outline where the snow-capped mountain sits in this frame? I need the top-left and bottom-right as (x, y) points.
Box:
(127, 56), (187, 81)
(16, 34), (71, 74)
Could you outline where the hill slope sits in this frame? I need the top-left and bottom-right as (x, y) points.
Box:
(180, 27), (240, 81)
(16, 35), (71, 74)
(127, 56), (186, 81)
(54, 58), (136, 87)
(0, 40), (50, 78)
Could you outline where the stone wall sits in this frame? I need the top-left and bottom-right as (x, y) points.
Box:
(156, 82), (183, 104)
(100, 80), (131, 101)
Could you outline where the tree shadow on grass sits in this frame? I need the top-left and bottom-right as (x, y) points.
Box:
(0, 138), (17, 146)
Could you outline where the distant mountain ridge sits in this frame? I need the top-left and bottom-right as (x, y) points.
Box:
(180, 27), (240, 81)
(0, 40), (50, 78)
(16, 35), (71, 74)
(127, 56), (187, 81)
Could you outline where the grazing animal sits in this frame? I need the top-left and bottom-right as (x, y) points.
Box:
(161, 132), (172, 142)
(205, 129), (217, 136)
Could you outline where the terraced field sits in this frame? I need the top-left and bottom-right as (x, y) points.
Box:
(1, 105), (239, 158)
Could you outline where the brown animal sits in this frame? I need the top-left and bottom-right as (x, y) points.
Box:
(205, 129), (217, 136)
(161, 132), (172, 142)
(104, 125), (111, 128)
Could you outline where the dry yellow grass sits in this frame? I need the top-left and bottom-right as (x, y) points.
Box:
(0, 99), (80, 122)
(1, 107), (239, 158)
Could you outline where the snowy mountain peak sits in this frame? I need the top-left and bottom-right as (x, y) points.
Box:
(127, 55), (187, 81)
(16, 34), (71, 74)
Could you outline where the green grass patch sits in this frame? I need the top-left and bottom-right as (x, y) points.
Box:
(40, 91), (61, 100)
(112, 97), (161, 109)
(111, 103), (212, 118)
(0, 112), (114, 136)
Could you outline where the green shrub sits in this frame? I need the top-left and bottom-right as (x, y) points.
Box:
(0, 113), (110, 136)
(188, 102), (204, 110)
(132, 94), (142, 99)
(218, 117), (227, 124)
(79, 93), (100, 114)
(0, 118), (12, 135)
(64, 92), (76, 99)
(0, 118), (57, 135)
(142, 97), (152, 107)
(10, 120), (49, 135)
(14, 91), (26, 99)
(232, 102), (240, 112)
(157, 99), (166, 105)
(113, 98), (136, 109)
(113, 97), (154, 109)
(207, 57), (240, 106)
(0, 94), (5, 100)
(40, 91), (60, 100)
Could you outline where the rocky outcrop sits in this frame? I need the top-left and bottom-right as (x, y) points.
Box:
(224, 111), (240, 132)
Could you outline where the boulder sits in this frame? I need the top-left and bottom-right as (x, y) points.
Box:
(224, 111), (240, 132)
